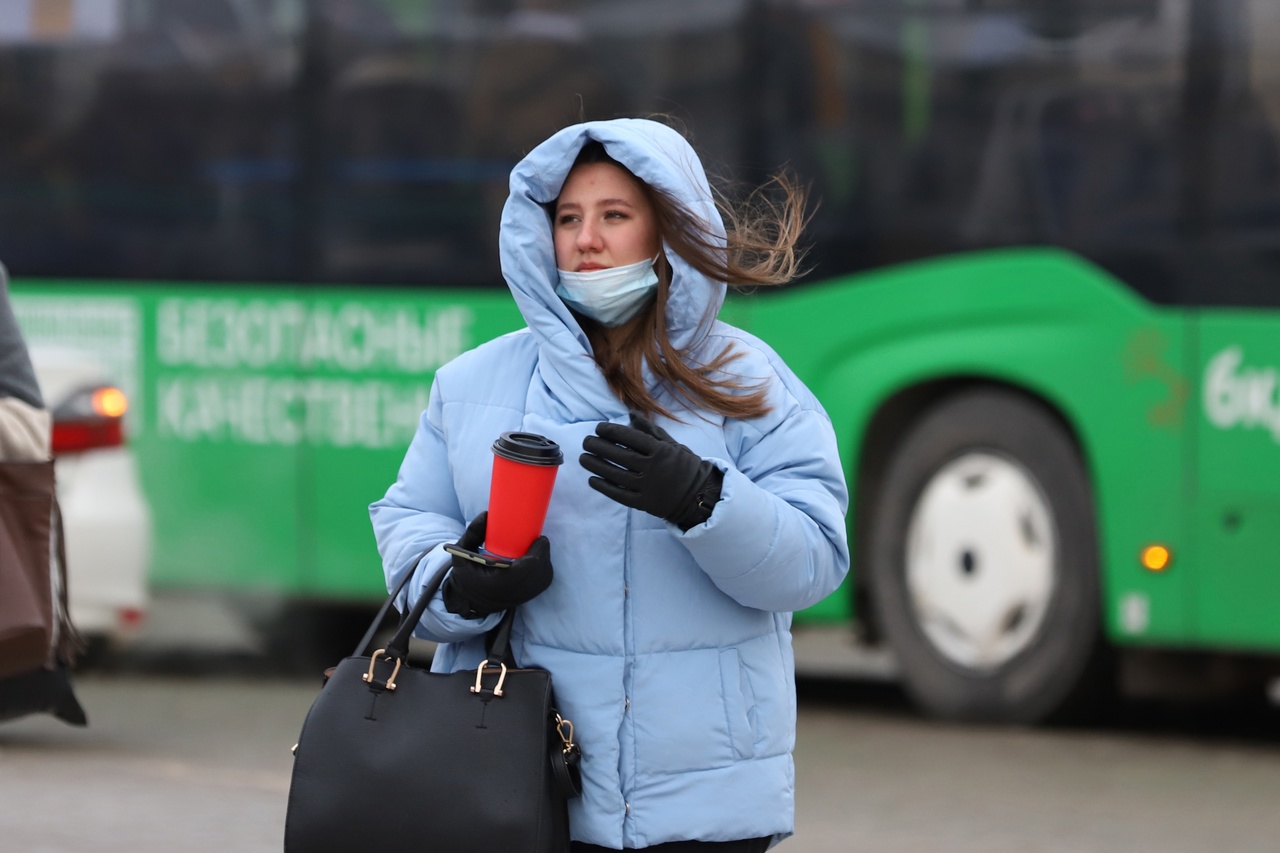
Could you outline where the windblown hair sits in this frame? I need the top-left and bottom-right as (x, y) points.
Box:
(566, 140), (810, 421)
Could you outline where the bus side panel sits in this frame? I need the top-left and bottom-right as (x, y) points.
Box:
(13, 280), (525, 602)
(744, 250), (1194, 647)
(301, 289), (524, 600)
(14, 282), (306, 594)
(1193, 312), (1280, 649)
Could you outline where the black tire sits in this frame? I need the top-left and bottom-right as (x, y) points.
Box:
(866, 388), (1110, 724)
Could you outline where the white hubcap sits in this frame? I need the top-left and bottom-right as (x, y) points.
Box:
(905, 452), (1057, 671)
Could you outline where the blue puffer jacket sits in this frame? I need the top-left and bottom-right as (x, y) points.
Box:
(370, 118), (849, 849)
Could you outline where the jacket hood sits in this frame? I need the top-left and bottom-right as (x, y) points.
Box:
(498, 119), (727, 416)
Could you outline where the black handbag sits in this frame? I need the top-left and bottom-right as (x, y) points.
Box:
(284, 561), (582, 853)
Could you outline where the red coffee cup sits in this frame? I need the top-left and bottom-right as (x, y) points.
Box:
(484, 432), (563, 561)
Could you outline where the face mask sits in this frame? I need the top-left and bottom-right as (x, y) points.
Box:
(555, 257), (659, 327)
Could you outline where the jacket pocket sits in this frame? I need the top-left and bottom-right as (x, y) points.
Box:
(633, 649), (739, 773)
(719, 649), (757, 759)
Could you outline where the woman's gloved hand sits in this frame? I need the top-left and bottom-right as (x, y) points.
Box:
(580, 412), (723, 531)
(442, 512), (554, 618)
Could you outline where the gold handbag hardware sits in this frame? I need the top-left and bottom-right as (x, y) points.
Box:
(362, 649), (403, 691)
(470, 659), (508, 696)
(555, 713), (575, 754)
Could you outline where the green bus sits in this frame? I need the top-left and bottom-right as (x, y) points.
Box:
(5, 0), (1280, 723)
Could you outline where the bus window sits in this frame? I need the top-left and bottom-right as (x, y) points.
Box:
(1198, 0), (1280, 307)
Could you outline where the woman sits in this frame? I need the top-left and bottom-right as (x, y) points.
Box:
(371, 118), (849, 851)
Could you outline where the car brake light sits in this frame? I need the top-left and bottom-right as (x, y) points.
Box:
(92, 387), (128, 418)
(51, 384), (128, 454)
(118, 607), (145, 630)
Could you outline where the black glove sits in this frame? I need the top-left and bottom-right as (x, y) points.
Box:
(442, 512), (554, 618)
(580, 412), (723, 531)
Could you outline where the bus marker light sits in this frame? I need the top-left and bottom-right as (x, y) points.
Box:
(1141, 545), (1172, 572)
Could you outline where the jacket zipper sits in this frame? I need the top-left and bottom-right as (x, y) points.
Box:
(621, 507), (635, 841)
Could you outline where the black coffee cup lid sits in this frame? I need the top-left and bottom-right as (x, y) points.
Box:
(492, 432), (563, 466)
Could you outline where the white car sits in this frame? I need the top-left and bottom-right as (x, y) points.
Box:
(31, 346), (152, 650)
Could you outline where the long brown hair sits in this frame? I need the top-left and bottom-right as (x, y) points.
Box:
(566, 140), (809, 421)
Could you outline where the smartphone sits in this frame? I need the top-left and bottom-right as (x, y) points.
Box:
(444, 544), (513, 569)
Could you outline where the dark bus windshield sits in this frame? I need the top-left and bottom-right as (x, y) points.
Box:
(1, 0), (1278, 305)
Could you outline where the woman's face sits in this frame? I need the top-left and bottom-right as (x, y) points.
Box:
(554, 162), (660, 273)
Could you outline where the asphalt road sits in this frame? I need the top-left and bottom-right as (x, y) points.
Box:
(5, 666), (1280, 853)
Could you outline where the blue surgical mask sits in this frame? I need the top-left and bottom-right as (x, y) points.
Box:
(555, 257), (659, 327)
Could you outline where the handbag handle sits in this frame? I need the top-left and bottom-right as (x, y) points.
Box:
(484, 605), (517, 666)
(365, 549), (520, 667)
(384, 562), (449, 659)
(350, 555), (423, 659)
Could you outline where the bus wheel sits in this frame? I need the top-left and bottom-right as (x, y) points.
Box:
(867, 388), (1108, 724)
